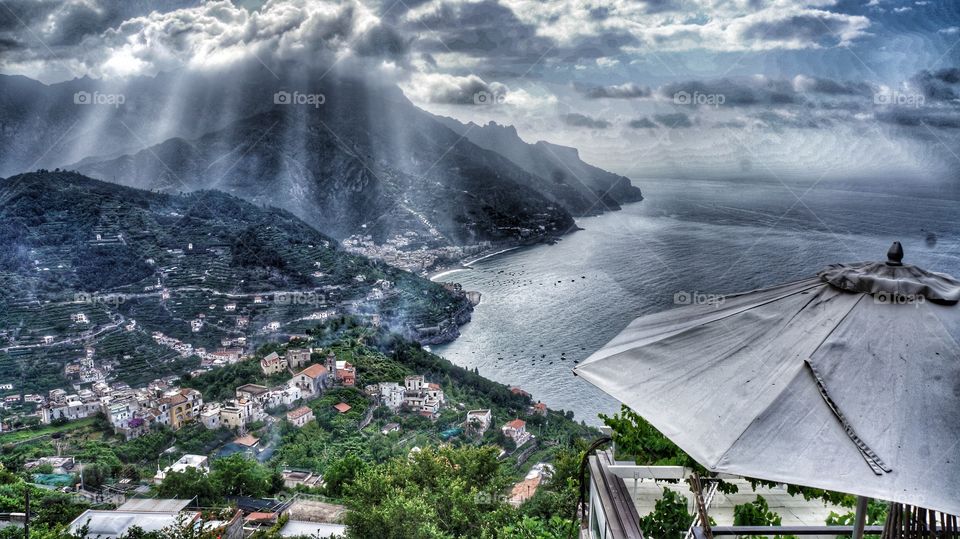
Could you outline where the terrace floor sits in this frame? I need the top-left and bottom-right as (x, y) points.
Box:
(627, 477), (847, 527)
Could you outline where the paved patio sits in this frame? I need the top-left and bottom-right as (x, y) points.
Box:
(626, 476), (848, 527)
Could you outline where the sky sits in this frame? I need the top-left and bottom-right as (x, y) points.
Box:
(1, 0), (959, 182)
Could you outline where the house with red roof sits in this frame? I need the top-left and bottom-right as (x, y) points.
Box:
(290, 364), (328, 398)
(501, 418), (531, 446)
(286, 406), (314, 428)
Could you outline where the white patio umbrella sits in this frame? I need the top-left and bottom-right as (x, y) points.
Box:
(574, 242), (960, 517)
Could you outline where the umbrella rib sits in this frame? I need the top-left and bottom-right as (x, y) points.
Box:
(805, 359), (893, 475)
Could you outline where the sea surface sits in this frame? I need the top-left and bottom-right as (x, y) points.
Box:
(433, 177), (960, 425)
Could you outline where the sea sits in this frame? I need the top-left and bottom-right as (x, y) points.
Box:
(432, 177), (960, 425)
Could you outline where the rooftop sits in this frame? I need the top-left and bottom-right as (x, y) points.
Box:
(234, 434), (260, 447)
(504, 418), (526, 430)
(287, 406), (313, 420)
(116, 499), (192, 513)
(333, 402), (352, 413)
(237, 383), (269, 395)
(299, 364), (328, 379)
(68, 510), (196, 538)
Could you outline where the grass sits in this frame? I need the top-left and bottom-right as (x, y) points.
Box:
(0, 417), (98, 445)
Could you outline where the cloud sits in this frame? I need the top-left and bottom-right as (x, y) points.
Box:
(628, 117), (657, 128)
(562, 112), (610, 129)
(659, 76), (800, 106)
(791, 74), (873, 96)
(402, 72), (507, 104)
(876, 109), (960, 129)
(654, 112), (693, 127)
(577, 82), (652, 99)
(732, 9), (871, 50)
(910, 68), (960, 103)
(0, 0), (413, 81)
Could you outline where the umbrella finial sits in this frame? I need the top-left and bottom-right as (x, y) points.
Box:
(886, 241), (903, 266)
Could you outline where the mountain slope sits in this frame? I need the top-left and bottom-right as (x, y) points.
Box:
(58, 77), (574, 246)
(433, 117), (643, 214)
(0, 170), (471, 340)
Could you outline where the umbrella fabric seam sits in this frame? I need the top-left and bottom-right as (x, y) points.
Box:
(804, 359), (893, 475)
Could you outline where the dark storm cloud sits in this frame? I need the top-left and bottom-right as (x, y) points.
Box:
(653, 112), (692, 127)
(911, 68), (960, 102)
(876, 109), (960, 129)
(0, 0), (198, 51)
(562, 113), (611, 129)
(639, 0), (683, 14)
(792, 75), (873, 96)
(577, 82), (652, 99)
(352, 22), (411, 60)
(739, 12), (861, 47)
(628, 117), (658, 128)
(659, 77), (799, 106)
(404, 0), (552, 61)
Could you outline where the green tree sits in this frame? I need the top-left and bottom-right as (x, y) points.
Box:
(343, 446), (515, 538)
(157, 466), (219, 506)
(639, 488), (694, 539)
(500, 515), (577, 538)
(210, 454), (279, 498)
(81, 461), (111, 490)
(323, 454), (367, 498)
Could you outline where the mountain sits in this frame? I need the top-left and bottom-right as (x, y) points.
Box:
(0, 71), (280, 178)
(0, 69), (639, 252)
(0, 171), (472, 391)
(68, 76), (576, 247)
(433, 117), (643, 214)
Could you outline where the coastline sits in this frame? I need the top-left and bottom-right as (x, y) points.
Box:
(428, 245), (523, 282)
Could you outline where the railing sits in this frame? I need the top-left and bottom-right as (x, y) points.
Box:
(693, 525), (886, 538)
(684, 481), (718, 539)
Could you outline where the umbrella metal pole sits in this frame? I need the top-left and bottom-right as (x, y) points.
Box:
(853, 496), (869, 539)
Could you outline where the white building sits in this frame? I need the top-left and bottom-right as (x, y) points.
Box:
(466, 409), (492, 435)
(153, 454), (209, 483)
(378, 382), (404, 410)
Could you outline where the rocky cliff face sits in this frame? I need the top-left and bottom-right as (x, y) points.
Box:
(433, 117), (643, 215)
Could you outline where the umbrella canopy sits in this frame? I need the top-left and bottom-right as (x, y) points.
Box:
(574, 243), (960, 516)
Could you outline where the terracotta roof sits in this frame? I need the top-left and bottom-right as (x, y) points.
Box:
(287, 406), (312, 420)
(333, 402), (352, 413)
(299, 364), (328, 379)
(427, 383), (441, 390)
(161, 394), (187, 405)
(534, 402), (547, 410)
(510, 475), (542, 504)
(504, 419), (526, 430)
(234, 434), (260, 447)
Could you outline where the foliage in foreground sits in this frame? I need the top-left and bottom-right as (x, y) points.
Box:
(639, 488), (694, 539)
